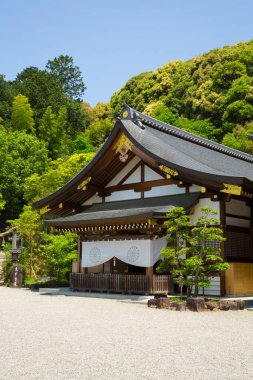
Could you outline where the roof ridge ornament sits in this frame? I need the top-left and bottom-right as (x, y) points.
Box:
(121, 103), (145, 129)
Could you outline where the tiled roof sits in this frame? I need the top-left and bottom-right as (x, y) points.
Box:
(120, 104), (253, 182)
(46, 193), (200, 226)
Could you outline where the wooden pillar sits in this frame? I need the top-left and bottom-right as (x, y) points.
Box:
(146, 266), (153, 294)
(141, 162), (145, 199)
(77, 237), (82, 273)
(220, 198), (226, 297)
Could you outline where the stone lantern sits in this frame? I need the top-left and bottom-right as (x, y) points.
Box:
(9, 231), (23, 288)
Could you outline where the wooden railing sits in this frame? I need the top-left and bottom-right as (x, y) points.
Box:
(70, 273), (173, 294)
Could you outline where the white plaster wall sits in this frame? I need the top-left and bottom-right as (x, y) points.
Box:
(226, 199), (251, 217)
(226, 217), (250, 228)
(124, 167), (141, 184)
(106, 190), (141, 202)
(145, 185), (185, 198)
(198, 277), (221, 296)
(106, 156), (140, 186)
(144, 166), (163, 181)
(190, 198), (220, 224)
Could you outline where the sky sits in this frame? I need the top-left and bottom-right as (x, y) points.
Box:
(1, 0), (253, 106)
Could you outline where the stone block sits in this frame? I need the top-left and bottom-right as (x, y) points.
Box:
(156, 298), (170, 309)
(148, 299), (157, 308)
(176, 303), (187, 311)
(235, 300), (245, 310)
(218, 301), (230, 311)
(229, 302), (239, 311)
(186, 297), (205, 312)
(205, 301), (218, 311)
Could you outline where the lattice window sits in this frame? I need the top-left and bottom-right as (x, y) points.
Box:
(225, 230), (253, 258)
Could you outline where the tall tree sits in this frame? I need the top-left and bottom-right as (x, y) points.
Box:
(40, 232), (77, 279)
(0, 129), (49, 226)
(10, 206), (43, 278)
(0, 74), (14, 124)
(14, 65), (89, 139)
(39, 106), (67, 159)
(14, 67), (66, 122)
(11, 94), (35, 133)
(46, 55), (86, 100)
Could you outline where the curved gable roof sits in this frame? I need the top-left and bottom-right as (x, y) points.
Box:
(34, 104), (253, 214)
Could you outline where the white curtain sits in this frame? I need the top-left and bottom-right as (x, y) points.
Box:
(82, 236), (167, 268)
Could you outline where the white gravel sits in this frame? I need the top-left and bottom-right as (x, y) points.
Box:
(0, 287), (253, 380)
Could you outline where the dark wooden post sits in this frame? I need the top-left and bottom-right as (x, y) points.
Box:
(77, 237), (82, 273)
(146, 266), (153, 294)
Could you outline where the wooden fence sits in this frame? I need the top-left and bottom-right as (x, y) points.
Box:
(70, 273), (173, 294)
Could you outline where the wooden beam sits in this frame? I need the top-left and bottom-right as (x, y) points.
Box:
(104, 178), (178, 194)
(141, 162), (145, 199)
(226, 213), (252, 221)
(85, 234), (150, 241)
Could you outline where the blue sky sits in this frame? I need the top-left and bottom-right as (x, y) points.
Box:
(1, 0), (253, 106)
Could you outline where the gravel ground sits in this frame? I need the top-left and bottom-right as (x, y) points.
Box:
(0, 287), (253, 380)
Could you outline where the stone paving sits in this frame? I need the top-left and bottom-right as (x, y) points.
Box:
(0, 286), (253, 379)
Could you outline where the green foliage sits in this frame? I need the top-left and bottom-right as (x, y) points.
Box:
(25, 278), (69, 289)
(222, 122), (253, 154)
(84, 118), (113, 147)
(222, 100), (253, 125)
(46, 55), (86, 100)
(0, 74), (14, 123)
(10, 206), (44, 278)
(0, 129), (49, 225)
(1, 245), (12, 285)
(13, 63), (88, 138)
(213, 61), (247, 89)
(0, 193), (6, 212)
(111, 40), (253, 144)
(11, 94), (35, 133)
(69, 134), (95, 154)
(157, 206), (228, 296)
(39, 106), (67, 159)
(14, 66), (66, 122)
(8, 206), (77, 281)
(145, 102), (178, 124)
(39, 232), (77, 279)
(24, 152), (94, 203)
(175, 117), (218, 140)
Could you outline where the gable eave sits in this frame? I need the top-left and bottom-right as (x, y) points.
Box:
(33, 120), (123, 210)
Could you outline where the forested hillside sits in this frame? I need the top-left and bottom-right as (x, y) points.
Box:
(111, 40), (253, 150)
(1, 41), (253, 228)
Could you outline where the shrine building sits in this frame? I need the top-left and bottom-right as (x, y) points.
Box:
(34, 104), (253, 296)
